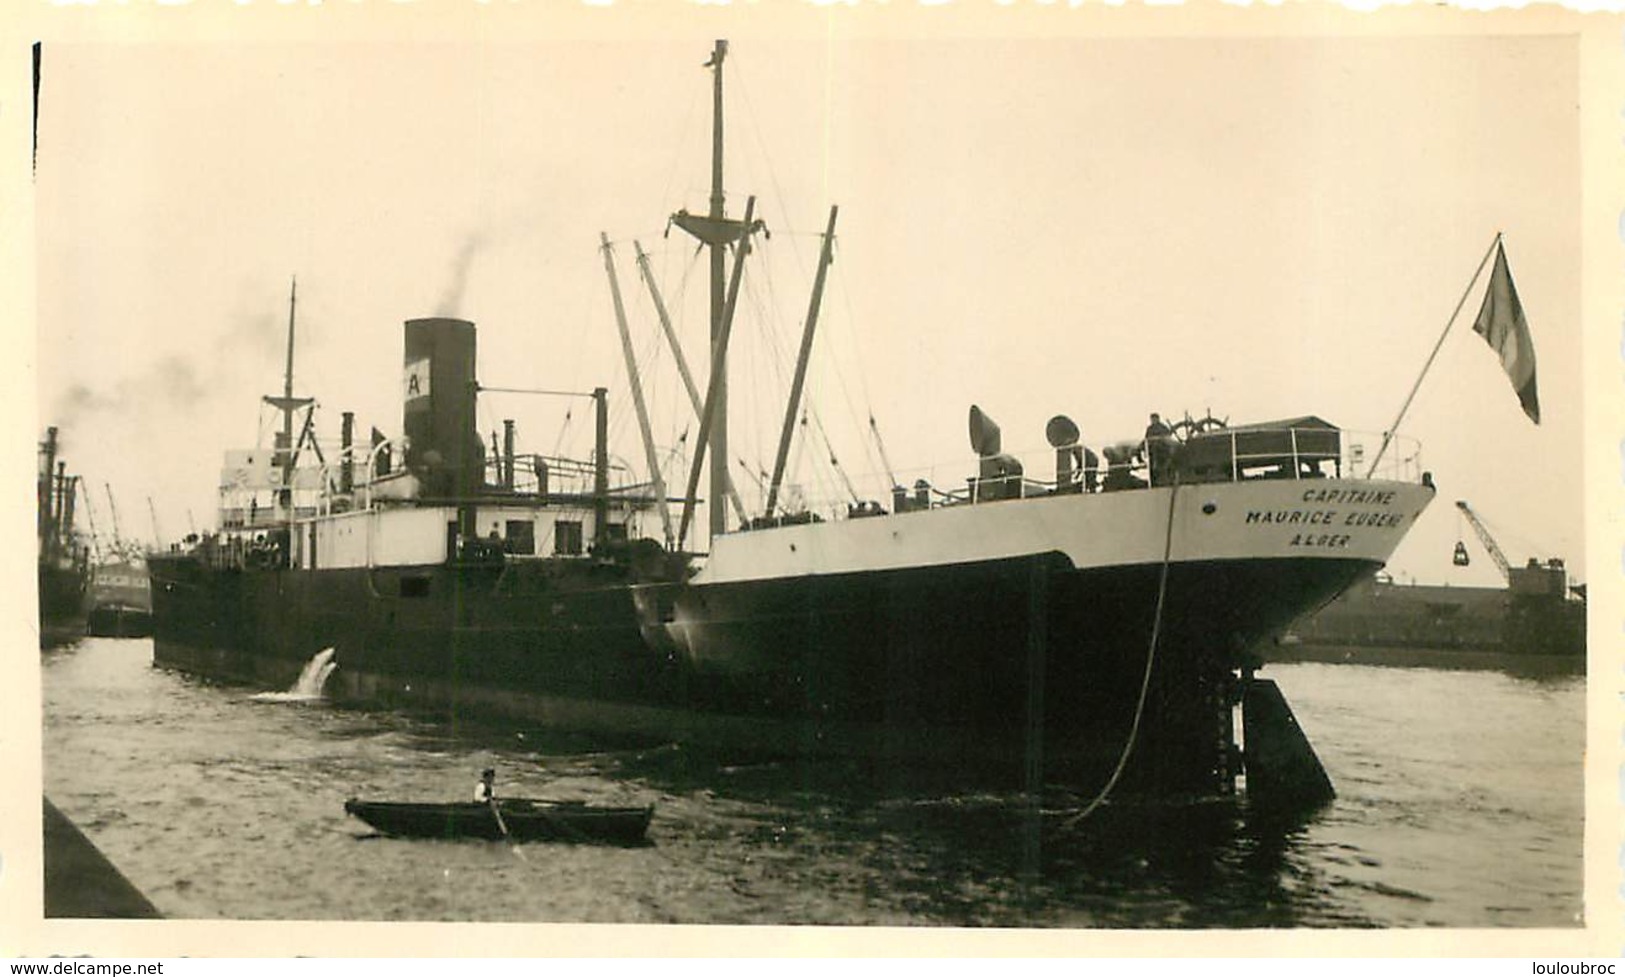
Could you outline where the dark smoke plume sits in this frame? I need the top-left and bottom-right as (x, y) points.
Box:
(54, 354), (208, 430)
(436, 234), (486, 317)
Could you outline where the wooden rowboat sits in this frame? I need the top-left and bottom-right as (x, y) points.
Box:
(343, 798), (653, 845)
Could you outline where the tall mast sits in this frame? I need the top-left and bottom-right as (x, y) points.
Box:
(263, 276), (314, 517)
(280, 278), (297, 501)
(706, 39), (728, 542)
(671, 40), (765, 542)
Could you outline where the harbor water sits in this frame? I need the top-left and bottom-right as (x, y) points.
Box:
(41, 636), (1583, 927)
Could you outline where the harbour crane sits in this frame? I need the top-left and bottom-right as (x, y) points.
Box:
(148, 496), (163, 549)
(1454, 500), (1511, 583)
(105, 483), (126, 557)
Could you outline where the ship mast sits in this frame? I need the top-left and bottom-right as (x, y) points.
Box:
(706, 40), (727, 541)
(263, 277), (314, 520)
(670, 39), (764, 543)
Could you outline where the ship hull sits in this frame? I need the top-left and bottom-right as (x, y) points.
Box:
(152, 549), (1376, 794)
(38, 562), (87, 641)
(152, 477), (1431, 794)
(1275, 575), (1585, 672)
(150, 559), (670, 702)
(86, 604), (154, 639)
(653, 551), (1378, 793)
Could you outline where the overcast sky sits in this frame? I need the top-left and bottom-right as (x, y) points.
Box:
(32, 23), (1585, 586)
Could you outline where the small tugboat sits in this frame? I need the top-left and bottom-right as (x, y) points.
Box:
(343, 797), (654, 845)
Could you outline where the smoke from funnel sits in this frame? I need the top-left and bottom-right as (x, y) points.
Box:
(55, 354), (209, 434)
(436, 235), (485, 317)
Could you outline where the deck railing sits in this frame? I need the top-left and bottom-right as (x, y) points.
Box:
(749, 425), (1425, 526)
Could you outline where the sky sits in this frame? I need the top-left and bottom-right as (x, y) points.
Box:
(31, 24), (1586, 587)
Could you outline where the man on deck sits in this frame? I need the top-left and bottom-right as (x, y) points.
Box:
(1143, 413), (1175, 487)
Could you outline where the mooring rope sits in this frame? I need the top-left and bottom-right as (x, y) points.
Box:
(1061, 477), (1181, 827)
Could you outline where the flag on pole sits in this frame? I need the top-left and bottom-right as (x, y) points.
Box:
(1471, 241), (1540, 424)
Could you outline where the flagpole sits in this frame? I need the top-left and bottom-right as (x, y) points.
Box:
(1365, 231), (1503, 479)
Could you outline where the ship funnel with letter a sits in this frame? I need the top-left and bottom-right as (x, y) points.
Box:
(402, 317), (485, 499)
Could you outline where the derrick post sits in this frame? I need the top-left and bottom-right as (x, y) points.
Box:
(340, 411), (355, 494)
(602, 232), (675, 548)
(766, 205), (838, 518)
(55, 463), (68, 546)
(503, 420), (516, 490)
(39, 426), (57, 549)
(593, 387), (609, 551)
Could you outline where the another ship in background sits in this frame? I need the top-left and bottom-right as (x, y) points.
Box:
(85, 558), (154, 638)
(1275, 500), (1583, 674)
(37, 426), (89, 640)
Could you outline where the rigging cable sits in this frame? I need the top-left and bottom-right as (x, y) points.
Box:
(735, 54), (885, 496)
(551, 408), (574, 458)
(869, 415), (899, 489)
(1061, 478), (1180, 828)
(808, 409), (860, 505)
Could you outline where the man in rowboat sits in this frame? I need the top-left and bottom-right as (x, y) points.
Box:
(474, 768), (496, 804)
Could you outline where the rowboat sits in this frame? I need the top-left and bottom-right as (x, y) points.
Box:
(343, 798), (654, 845)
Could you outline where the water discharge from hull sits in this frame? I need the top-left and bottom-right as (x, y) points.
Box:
(249, 647), (337, 703)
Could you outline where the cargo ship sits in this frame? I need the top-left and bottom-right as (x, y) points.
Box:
(37, 426), (88, 638)
(85, 559), (154, 638)
(1274, 518), (1584, 673)
(150, 41), (1437, 801)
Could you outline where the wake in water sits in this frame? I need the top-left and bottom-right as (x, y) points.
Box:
(249, 647), (337, 703)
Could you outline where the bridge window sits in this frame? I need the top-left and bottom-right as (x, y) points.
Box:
(555, 520), (583, 556)
(505, 519), (536, 555)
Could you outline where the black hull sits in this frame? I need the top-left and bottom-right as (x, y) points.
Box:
(86, 605), (154, 639)
(1287, 578), (1585, 666)
(343, 799), (653, 844)
(658, 553), (1374, 794)
(152, 550), (1374, 796)
(39, 563), (86, 631)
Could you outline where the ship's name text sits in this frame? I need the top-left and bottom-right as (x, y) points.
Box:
(1245, 509), (1407, 530)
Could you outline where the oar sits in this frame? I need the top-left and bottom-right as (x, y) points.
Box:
(489, 798), (528, 861)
